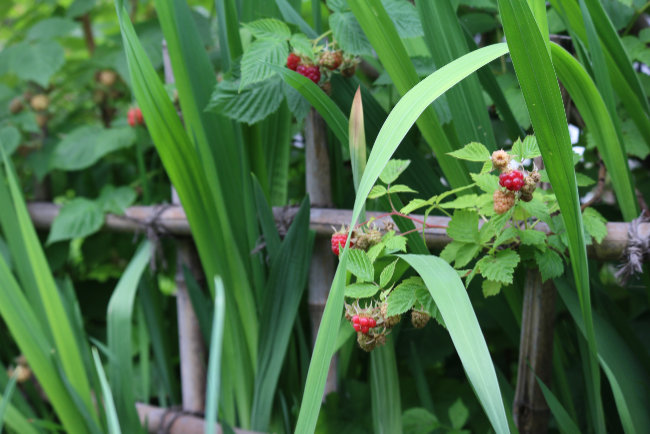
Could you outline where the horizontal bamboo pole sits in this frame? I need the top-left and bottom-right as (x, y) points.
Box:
(26, 202), (646, 261)
(136, 403), (260, 434)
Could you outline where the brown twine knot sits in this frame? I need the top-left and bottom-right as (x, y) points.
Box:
(616, 212), (650, 285)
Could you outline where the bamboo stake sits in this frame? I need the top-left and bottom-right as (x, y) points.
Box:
(136, 403), (259, 434)
(304, 107), (338, 396)
(513, 270), (556, 434)
(26, 202), (645, 261)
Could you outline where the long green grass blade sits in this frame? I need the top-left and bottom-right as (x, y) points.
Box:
(349, 0), (471, 189)
(215, 0), (242, 72)
(400, 254), (509, 434)
(295, 43), (508, 433)
(92, 348), (122, 434)
(495, 2), (603, 431)
(556, 279), (650, 434)
(416, 0), (496, 150)
(0, 154), (95, 418)
(550, 43), (638, 221)
(251, 198), (313, 430)
(107, 241), (151, 431)
(370, 338), (403, 434)
(205, 276), (226, 434)
(0, 373), (18, 433)
(536, 376), (581, 434)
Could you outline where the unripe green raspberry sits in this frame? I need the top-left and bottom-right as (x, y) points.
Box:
(491, 150), (511, 172)
(493, 190), (515, 214)
(357, 332), (376, 352)
(380, 302), (401, 328)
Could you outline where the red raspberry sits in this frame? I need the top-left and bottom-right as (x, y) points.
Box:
(361, 325), (369, 334)
(353, 323), (361, 332)
(368, 318), (376, 328)
(286, 53), (300, 71)
(128, 107), (143, 127)
(359, 317), (369, 327)
(499, 170), (525, 191)
(296, 64), (321, 84)
(352, 315), (359, 324)
(331, 231), (353, 256)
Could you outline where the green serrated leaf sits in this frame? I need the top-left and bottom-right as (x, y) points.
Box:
(482, 279), (502, 297)
(47, 198), (103, 244)
(510, 135), (540, 161)
(477, 249), (520, 284)
(447, 210), (479, 243)
(346, 249), (375, 282)
(243, 18), (291, 40)
(535, 249), (564, 282)
(98, 185), (137, 215)
(207, 76), (284, 124)
(329, 11), (373, 56)
(440, 194), (479, 209)
(380, 259), (399, 288)
(368, 185), (388, 199)
(0, 126), (20, 156)
(384, 233), (407, 253)
(448, 398), (469, 429)
(440, 240), (463, 265)
(388, 184), (417, 194)
(471, 172), (499, 193)
(345, 282), (380, 298)
(519, 229), (546, 249)
(379, 159), (411, 184)
(367, 242), (386, 263)
(493, 227), (518, 248)
(240, 39), (288, 89)
(518, 195), (551, 224)
(454, 243), (481, 269)
(575, 173), (595, 187)
(387, 277), (421, 316)
(447, 141), (491, 162)
(479, 213), (509, 245)
(400, 198), (429, 214)
(582, 207), (608, 244)
(289, 33), (313, 59)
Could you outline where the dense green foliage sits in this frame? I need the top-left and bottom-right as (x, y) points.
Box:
(0, 0), (649, 433)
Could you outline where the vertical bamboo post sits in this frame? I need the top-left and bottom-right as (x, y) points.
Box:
(163, 40), (207, 413)
(304, 107), (338, 396)
(513, 269), (556, 434)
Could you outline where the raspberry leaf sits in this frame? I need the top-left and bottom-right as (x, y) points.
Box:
(240, 39), (288, 90)
(519, 229), (546, 250)
(535, 249), (564, 282)
(447, 141), (491, 162)
(388, 184), (417, 194)
(346, 250), (374, 282)
(380, 259), (399, 288)
(367, 242), (386, 263)
(414, 286), (446, 328)
(400, 198), (430, 214)
(482, 279), (502, 297)
(439, 194), (479, 209)
(510, 135), (541, 161)
(345, 282), (380, 299)
(477, 249), (520, 284)
(582, 207), (608, 244)
(329, 11), (374, 56)
(289, 34), (313, 59)
(493, 227), (518, 249)
(368, 185), (387, 199)
(470, 172), (499, 194)
(383, 232), (407, 253)
(449, 398), (470, 430)
(386, 278), (420, 316)
(454, 243), (481, 269)
(440, 240), (463, 265)
(242, 18), (291, 41)
(379, 159), (411, 184)
(447, 210), (479, 243)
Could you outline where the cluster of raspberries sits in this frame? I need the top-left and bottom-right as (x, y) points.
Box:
(286, 49), (357, 93)
(491, 150), (540, 214)
(330, 226), (382, 256)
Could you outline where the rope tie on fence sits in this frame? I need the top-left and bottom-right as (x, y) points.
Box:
(128, 204), (172, 270)
(156, 406), (205, 434)
(616, 212), (650, 284)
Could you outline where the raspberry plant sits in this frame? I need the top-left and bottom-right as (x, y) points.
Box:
(340, 135), (609, 351)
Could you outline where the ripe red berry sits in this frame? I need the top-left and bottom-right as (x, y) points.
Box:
(331, 231), (353, 256)
(296, 64), (321, 84)
(353, 323), (361, 332)
(369, 318), (376, 328)
(352, 315), (360, 324)
(359, 317), (369, 327)
(499, 170), (525, 191)
(361, 325), (369, 334)
(128, 107), (143, 127)
(286, 53), (300, 71)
